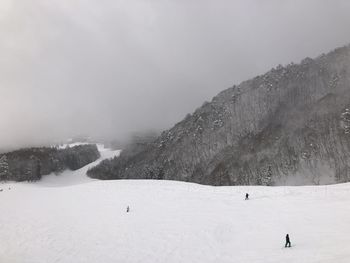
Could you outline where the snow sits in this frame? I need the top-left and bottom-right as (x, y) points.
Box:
(1, 161), (350, 262)
(56, 142), (92, 149)
(37, 144), (121, 187)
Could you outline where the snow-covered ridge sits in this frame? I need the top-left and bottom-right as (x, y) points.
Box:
(0, 178), (350, 262)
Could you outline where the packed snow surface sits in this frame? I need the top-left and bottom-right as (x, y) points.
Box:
(1, 161), (350, 262)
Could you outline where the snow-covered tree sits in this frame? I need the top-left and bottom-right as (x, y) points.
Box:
(0, 155), (10, 180)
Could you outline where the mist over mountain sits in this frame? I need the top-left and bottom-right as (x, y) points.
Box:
(88, 45), (350, 186)
(1, 0), (350, 150)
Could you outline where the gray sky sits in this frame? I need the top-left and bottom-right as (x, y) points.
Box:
(1, 0), (350, 149)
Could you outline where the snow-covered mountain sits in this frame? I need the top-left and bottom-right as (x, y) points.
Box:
(88, 44), (350, 186)
(1, 176), (350, 262)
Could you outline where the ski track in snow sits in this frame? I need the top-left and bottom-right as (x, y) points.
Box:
(0, 146), (350, 262)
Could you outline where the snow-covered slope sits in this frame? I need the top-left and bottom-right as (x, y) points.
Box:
(1, 177), (350, 262)
(37, 144), (120, 187)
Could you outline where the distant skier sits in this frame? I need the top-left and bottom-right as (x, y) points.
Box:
(126, 206), (130, 213)
(245, 193), (249, 200)
(285, 234), (291, 247)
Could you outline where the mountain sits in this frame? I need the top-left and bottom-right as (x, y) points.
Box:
(0, 144), (100, 182)
(88, 44), (350, 186)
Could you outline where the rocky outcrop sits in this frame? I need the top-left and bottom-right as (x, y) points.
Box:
(88, 45), (350, 186)
(0, 144), (100, 182)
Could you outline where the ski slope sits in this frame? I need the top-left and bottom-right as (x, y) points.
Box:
(1, 166), (350, 262)
(38, 143), (121, 187)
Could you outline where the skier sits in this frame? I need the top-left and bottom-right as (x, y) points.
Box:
(245, 193), (249, 200)
(285, 234), (291, 247)
(126, 206), (130, 213)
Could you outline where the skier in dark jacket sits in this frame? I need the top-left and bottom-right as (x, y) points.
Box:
(245, 193), (249, 200)
(285, 234), (291, 247)
(126, 206), (130, 213)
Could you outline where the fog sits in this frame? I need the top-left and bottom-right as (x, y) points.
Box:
(1, 0), (350, 150)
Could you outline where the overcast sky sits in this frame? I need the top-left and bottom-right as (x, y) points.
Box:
(1, 0), (350, 149)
